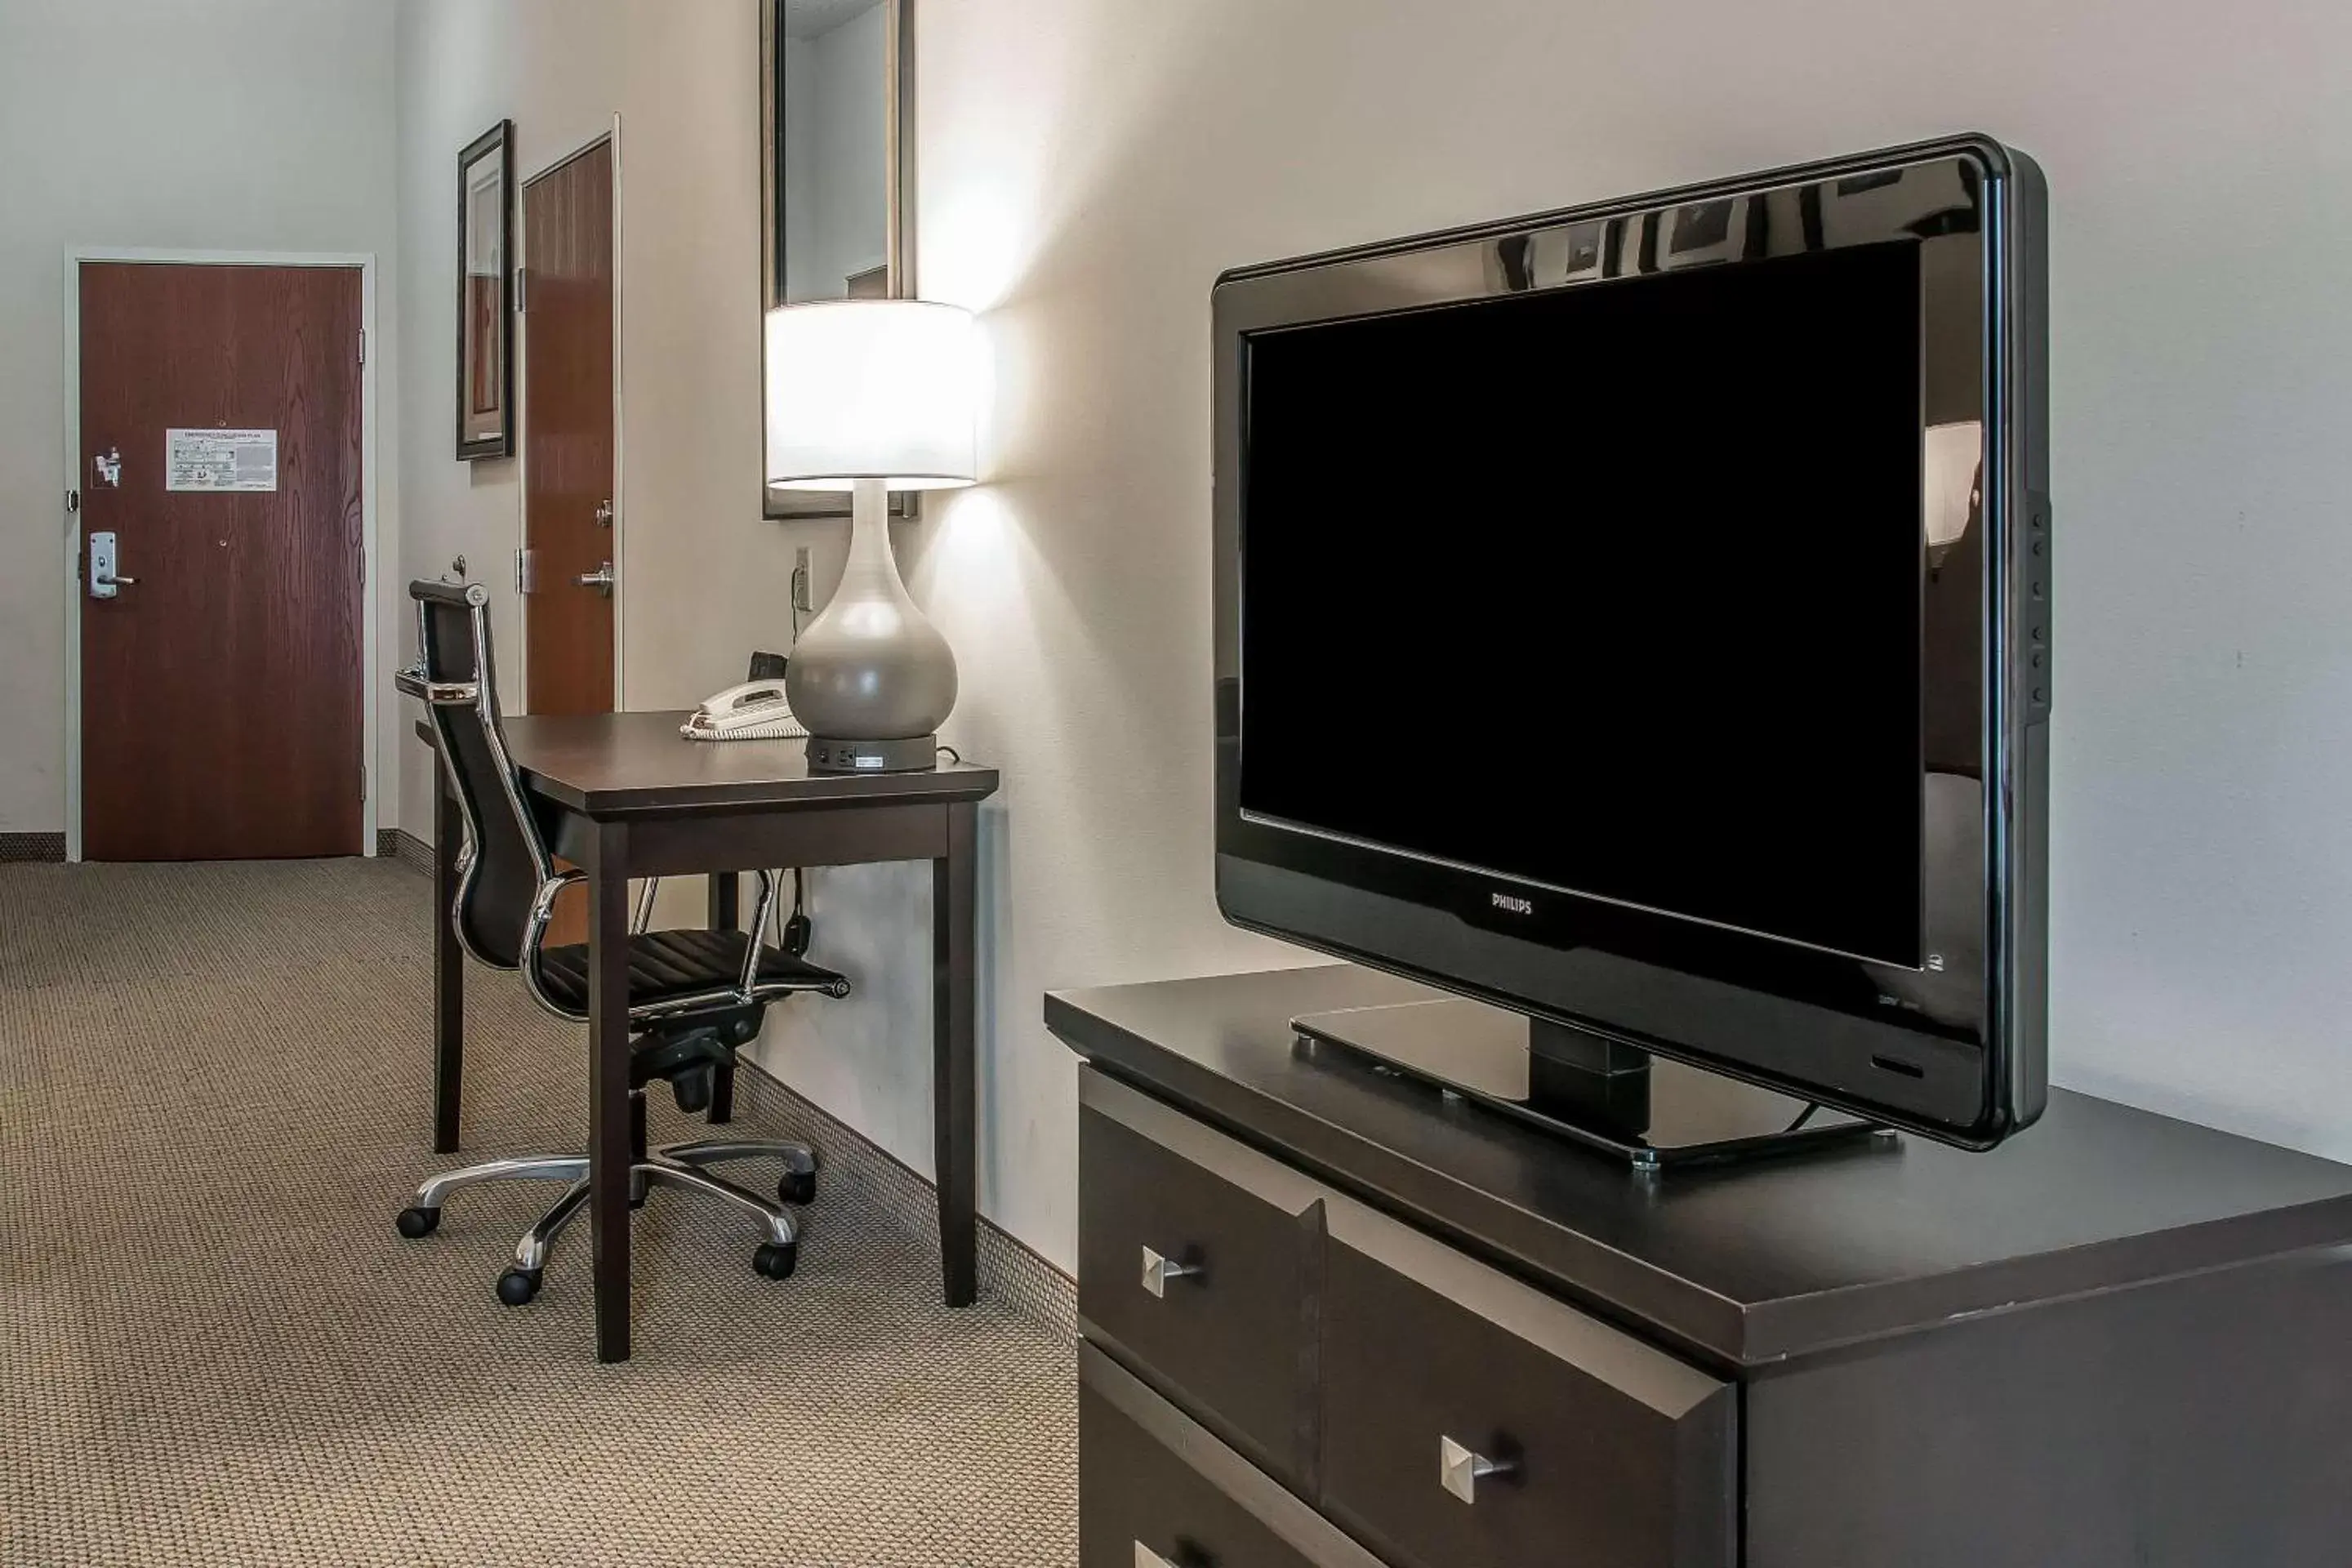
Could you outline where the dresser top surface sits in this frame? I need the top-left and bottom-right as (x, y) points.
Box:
(1048, 964), (2352, 1364)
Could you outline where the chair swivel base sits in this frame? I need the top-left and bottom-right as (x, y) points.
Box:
(396, 1135), (818, 1306)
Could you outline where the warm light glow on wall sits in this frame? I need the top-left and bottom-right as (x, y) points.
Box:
(923, 193), (1031, 313)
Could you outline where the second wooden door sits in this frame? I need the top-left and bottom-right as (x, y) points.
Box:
(522, 137), (617, 715)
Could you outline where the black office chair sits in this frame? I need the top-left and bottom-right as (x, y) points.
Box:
(392, 579), (849, 1305)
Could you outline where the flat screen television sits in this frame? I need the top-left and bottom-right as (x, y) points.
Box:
(1212, 136), (2050, 1161)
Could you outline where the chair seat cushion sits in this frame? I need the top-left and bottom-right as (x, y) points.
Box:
(534, 928), (844, 1016)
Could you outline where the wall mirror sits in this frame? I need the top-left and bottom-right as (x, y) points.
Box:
(457, 119), (514, 461)
(761, 0), (915, 519)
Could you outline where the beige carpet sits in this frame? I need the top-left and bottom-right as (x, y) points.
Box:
(0, 858), (1076, 1566)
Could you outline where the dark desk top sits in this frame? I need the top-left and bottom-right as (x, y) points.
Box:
(1048, 964), (2352, 1368)
(416, 710), (998, 816)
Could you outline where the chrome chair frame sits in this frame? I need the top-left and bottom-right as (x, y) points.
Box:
(393, 582), (840, 1303)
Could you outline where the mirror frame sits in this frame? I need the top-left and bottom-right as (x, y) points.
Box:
(760, 0), (917, 520)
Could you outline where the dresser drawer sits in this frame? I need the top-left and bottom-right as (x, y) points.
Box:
(1320, 1201), (1736, 1568)
(1082, 1342), (1385, 1568)
(1080, 1070), (1329, 1484)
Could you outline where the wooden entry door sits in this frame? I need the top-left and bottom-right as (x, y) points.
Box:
(77, 262), (364, 862)
(521, 139), (617, 715)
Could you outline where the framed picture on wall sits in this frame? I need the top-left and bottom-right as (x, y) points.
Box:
(457, 119), (514, 461)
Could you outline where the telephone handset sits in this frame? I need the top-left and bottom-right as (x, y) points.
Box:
(681, 679), (807, 742)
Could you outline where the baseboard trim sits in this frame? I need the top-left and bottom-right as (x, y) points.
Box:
(734, 1058), (1076, 1329)
(378, 828), (434, 877)
(0, 832), (66, 863)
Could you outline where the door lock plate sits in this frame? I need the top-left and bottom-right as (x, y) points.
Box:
(87, 531), (128, 599)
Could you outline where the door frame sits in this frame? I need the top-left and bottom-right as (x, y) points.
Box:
(517, 118), (626, 711)
(60, 247), (381, 863)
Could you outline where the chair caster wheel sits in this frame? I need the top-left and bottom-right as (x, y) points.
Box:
(496, 1267), (542, 1306)
(753, 1241), (797, 1281)
(395, 1205), (439, 1239)
(777, 1169), (817, 1205)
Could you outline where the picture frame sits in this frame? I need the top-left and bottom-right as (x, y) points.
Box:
(457, 119), (515, 461)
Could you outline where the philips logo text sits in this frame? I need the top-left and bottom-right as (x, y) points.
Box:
(1490, 893), (1535, 915)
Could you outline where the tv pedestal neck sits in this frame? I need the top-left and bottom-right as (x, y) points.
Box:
(1292, 996), (1886, 1169)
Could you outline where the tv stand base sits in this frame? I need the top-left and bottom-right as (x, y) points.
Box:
(1293, 997), (1890, 1170)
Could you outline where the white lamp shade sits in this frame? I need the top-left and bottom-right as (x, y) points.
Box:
(765, 299), (978, 492)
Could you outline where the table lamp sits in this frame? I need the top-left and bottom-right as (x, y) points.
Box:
(765, 299), (978, 773)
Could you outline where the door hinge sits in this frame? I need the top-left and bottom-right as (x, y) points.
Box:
(514, 265), (528, 313)
(65, 488), (79, 514)
(358, 328), (367, 365)
(515, 546), (537, 595)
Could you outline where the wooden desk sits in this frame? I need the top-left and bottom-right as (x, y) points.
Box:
(421, 710), (999, 1361)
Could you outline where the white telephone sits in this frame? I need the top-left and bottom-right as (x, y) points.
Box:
(681, 679), (807, 742)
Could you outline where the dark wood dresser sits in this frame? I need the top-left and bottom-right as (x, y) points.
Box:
(1047, 965), (2352, 1568)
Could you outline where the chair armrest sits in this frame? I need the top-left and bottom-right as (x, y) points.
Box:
(523, 866), (587, 957)
(739, 871), (780, 998)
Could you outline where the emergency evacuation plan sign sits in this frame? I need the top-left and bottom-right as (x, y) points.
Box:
(166, 428), (278, 492)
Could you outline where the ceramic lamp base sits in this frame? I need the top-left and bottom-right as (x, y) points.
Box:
(782, 476), (960, 750)
(804, 733), (939, 774)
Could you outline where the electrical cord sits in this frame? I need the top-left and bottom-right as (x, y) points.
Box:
(936, 744), (963, 764)
(781, 867), (811, 956)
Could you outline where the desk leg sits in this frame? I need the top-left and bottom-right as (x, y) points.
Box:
(706, 872), (739, 1125)
(933, 800), (978, 1307)
(586, 821), (635, 1362)
(432, 773), (466, 1154)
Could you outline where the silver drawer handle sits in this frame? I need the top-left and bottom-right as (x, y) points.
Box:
(1441, 1435), (1517, 1504)
(1139, 1245), (1202, 1298)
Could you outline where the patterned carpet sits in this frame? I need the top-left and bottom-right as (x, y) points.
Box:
(0, 858), (1077, 1566)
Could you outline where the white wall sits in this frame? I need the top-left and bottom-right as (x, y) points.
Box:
(393, 0), (976, 1214)
(0, 0), (400, 835)
(390, 0), (2352, 1276)
(394, 0), (619, 821)
(782, 33), (818, 301)
(394, 0), (808, 822)
(898, 0), (2352, 1272)
(809, 4), (889, 296)
(782, 6), (889, 301)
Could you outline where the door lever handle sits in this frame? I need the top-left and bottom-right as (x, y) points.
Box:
(576, 561), (615, 596)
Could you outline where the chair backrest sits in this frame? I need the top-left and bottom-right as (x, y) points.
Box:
(399, 580), (550, 970)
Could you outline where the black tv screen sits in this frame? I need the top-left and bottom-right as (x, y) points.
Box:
(1213, 138), (2051, 1149)
(1240, 243), (1926, 968)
